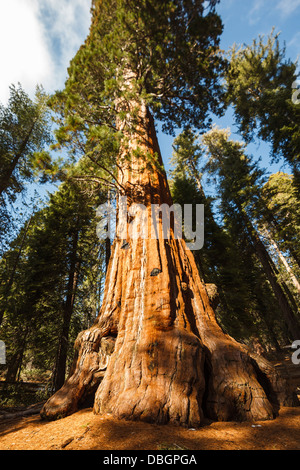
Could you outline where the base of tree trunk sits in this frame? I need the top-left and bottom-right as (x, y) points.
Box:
(41, 237), (298, 426)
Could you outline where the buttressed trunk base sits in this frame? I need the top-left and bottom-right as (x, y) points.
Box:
(41, 108), (297, 426)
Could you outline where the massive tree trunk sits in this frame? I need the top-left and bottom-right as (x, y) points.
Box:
(41, 97), (296, 426)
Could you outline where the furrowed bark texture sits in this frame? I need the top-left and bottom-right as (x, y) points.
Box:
(41, 101), (297, 425)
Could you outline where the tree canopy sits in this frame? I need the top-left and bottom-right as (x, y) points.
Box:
(0, 84), (53, 202)
(50, 0), (225, 190)
(225, 31), (300, 187)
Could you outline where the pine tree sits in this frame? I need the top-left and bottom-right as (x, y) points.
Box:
(225, 31), (300, 192)
(201, 126), (300, 341)
(0, 180), (106, 386)
(170, 129), (286, 350)
(0, 84), (54, 201)
(261, 172), (300, 270)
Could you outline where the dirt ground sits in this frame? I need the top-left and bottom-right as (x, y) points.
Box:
(0, 405), (300, 451)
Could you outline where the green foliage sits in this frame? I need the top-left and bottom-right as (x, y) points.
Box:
(225, 30), (300, 181)
(170, 127), (295, 347)
(0, 84), (54, 201)
(48, 0), (225, 192)
(170, 129), (203, 184)
(201, 127), (300, 338)
(202, 126), (265, 214)
(0, 84), (62, 256)
(261, 172), (300, 268)
(0, 179), (107, 383)
(0, 384), (39, 408)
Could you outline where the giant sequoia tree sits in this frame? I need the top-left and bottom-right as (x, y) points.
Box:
(41, 0), (295, 426)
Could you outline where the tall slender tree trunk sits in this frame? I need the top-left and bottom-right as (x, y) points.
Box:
(260, 225), (300, 295)
(0, 215), (33, 326)
(236, 206), (300, 341)
(41, 94), (296, 425)
(264, 213), (300, 270)
(250, 227), (300, 341)
(52, 229), (80, 392)
(5, 327), (29, 383)
(254, 295), (282, 352)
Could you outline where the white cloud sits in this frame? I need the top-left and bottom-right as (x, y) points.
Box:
(248, 0), (266, 25)
(0, 0), (52, 103)
(276, 0), (300, 17)
(38, 0), (92, 73)
(248, 0), (300, 25)
(0, 0), (91, 104)
(288, 31), (300, 47)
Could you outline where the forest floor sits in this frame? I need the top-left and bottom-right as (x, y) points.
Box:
(0, 405), (300, 450)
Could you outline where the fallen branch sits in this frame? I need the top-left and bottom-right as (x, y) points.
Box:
(0, 402), (45, 421)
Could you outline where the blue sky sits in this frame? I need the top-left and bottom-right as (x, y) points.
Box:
(0, 0), (299, 195)
(214, 0), (300, 180)
(218, 0), (300, 57)
(159, 0), (300, 182)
